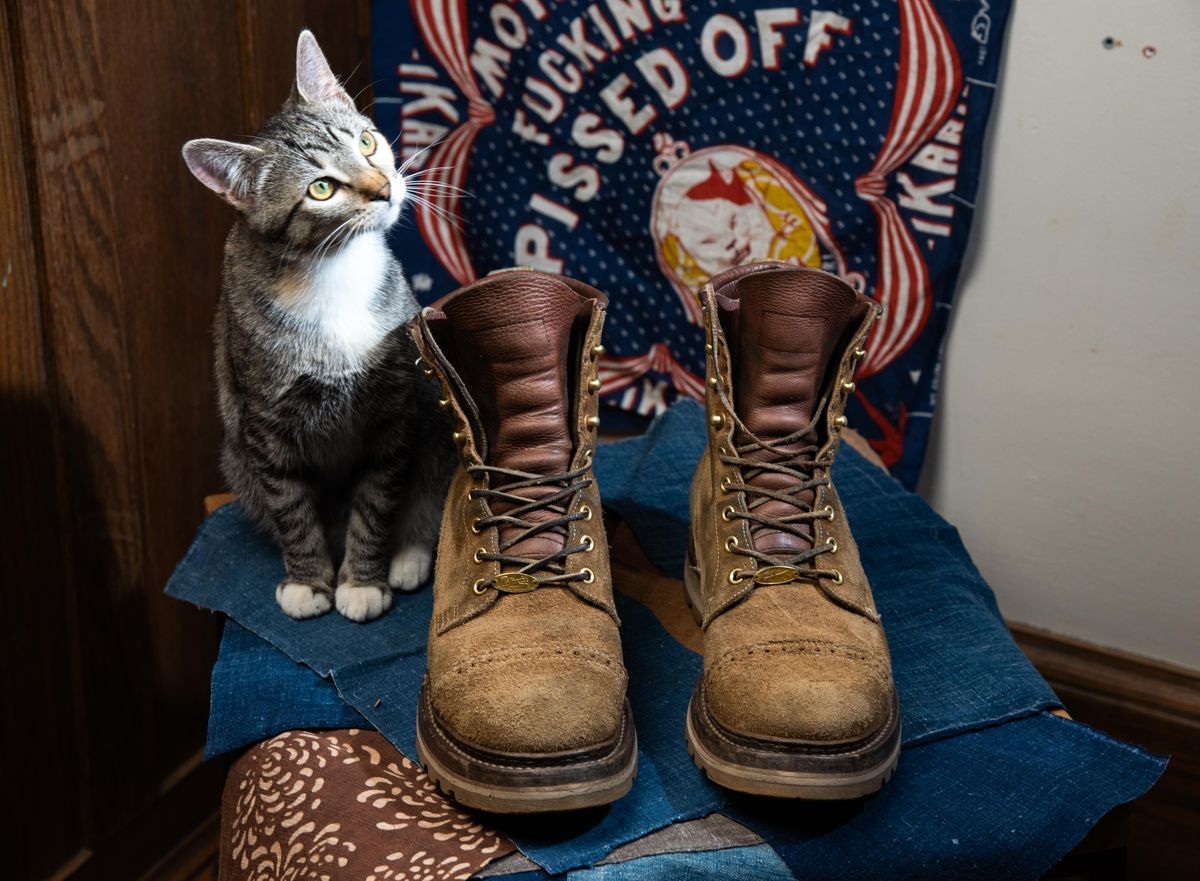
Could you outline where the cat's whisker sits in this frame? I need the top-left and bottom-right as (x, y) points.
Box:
(398, 142), (441, 174)
(352, 77), (384, 106)
(410, 179), (470, 191)
(403, 178), (469, 199)
(309, 215), (361, 268)
(403, 165), (457, 179)
(407, 193), (464, 229)
(409, 185), (471, 200)
(321, 221), (361, 263)
(407, 175), (469, 190)
(398, 137), (447, 175)
(406, 191), (454, 214)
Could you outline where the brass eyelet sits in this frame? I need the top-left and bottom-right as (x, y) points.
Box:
(585, 415), (600, 430)
(720, 475), (733, 493)
(582, 448), (594, 466)
(580, 568), (595, 583)
(834, 415), (849, 428)
(470, 518), (484, 535)
(580, 504), (592, 521)
(472, 579), (488, 595)
(707, 376), (719, 389)
(721, 505), (735, 522)
(415, 356), (434, 376)
(588, 378), (602, 393)
(728, 568), (746, 584)
(830, 570), (844, 585)
(710, 413), (725, 430)
(719, 445), (731, 456)
(590, 344), (605, 359)
(438, 397), (451, 408)
(826, 537), (839, 553)
(581, 535), (594, 552)
(842, 380), (856, 393)
(854, 347), (867, 359)
(824, 505), (836, 521)
(473, 548), (486, 563)
(725, 536), (739, 552)
(705, 342), (714, 354)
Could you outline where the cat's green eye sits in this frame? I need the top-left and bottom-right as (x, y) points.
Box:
(307, 178), (336, 201)
(358, 130), (377, 157)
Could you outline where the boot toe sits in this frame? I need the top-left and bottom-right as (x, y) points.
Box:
(704, 641), (892, 744)
(432, 648), (627, 755)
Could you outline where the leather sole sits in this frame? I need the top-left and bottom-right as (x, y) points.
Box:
(684, 553), (901, 799)
(415, 682), (638, 814)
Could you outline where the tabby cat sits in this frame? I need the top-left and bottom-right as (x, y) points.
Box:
(182, 31), (453, 622)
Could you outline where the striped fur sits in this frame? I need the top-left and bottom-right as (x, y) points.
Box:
(184, 32), (453, 621)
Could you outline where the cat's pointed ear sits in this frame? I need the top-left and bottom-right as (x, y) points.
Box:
(293, 30), (353, 108)
(182, 139), (263, 209)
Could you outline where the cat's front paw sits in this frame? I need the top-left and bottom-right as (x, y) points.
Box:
(335, 582), (393, 622)
(276, 582), (333, 619)
(388, 544), (433, 593)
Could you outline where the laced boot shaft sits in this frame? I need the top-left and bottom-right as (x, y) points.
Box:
(415, 273), (604, 595)
(465, 460), (597, 592)
(685, 262), (900, 800)
(409, 269), (634, 813)
(708, 266), (878, 620)
(414, 271), (610, 603)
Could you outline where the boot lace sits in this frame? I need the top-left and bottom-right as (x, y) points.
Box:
(719, 404), (880, 622)
(468, 460), (595, 593)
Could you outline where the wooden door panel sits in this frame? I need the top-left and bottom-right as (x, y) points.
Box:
(0, 3), (88, 877)
(90, 0), (242, 761)
(2, 1), (374, 875)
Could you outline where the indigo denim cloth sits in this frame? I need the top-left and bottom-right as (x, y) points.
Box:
(727, 712), (1165, 881)
(208, 619), (364, 754)
(500, 844), (796, 881)
(169, 401), (1165, 878)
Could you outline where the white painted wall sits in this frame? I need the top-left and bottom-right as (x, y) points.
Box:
(919, 1), (1200, 669)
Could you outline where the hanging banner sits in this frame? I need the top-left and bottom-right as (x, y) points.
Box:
(372, 0), (1012, 487)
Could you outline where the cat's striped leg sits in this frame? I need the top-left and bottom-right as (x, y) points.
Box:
(337, 463), (402, 622)
(262, 472), (335, 619)
(387, 453), (448, 593)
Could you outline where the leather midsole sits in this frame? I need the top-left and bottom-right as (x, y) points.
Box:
(416, 684), (638, 790)
(688, 683), (901, 775)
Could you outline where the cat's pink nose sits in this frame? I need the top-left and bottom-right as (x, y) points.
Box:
(374, 181), (391, 202)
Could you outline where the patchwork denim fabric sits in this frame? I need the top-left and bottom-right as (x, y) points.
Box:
(171, 401), (1165, 878)
(208, 619), (364, 757)
(499, 844), (796, 881)
(727, 712), (1165, 881)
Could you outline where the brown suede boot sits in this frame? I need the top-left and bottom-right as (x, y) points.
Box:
(410, 269), (636, 813)
(685, 262), (900, 799)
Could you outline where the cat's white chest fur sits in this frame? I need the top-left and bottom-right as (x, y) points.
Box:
(283, 233), (392, 369)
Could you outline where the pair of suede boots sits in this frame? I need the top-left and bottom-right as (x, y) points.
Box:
(410, 262), (899, 813)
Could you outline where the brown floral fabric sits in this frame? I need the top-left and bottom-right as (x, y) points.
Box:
(220, 729), (514, 881)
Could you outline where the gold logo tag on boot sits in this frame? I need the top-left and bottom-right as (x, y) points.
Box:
(493, 573), (539, 593)
(753, 566), (800, 585)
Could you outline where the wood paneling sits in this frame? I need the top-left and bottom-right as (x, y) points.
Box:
(90, 0), (244, 770)
(237, 0), (374, 132)
(0, 2), (372, 877)
(0, 3), (87, 877)
(15, 0), (161, 833)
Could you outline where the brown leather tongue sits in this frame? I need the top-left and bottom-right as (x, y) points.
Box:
(441, 274), (587, 563)
(729, 269), (856, 556)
